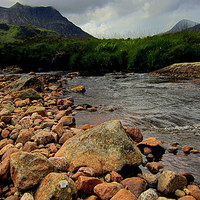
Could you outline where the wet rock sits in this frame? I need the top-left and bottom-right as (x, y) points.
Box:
(178, 196), (196, 200)
(20, 193), (34, 200)
(55, 110), (68, 120)
(82, 124), (94, 130)
(179, 172), (195, 183)
(5, 76), (44, 93)
(147, 162), (164, 174)
(120, 177), (147, 198)
(10, 151), (55, 190)
(58, 116), (76, 126)
(94, 182), (124, 200)
(137, 137), (165, 160)
(48, 157), (69, 171)
(110, 171), (123, 182)
(110, 188), (137, 200)
(1, 128), (11, 138)
(35, 172), (77, 200)
(138, 188), (158, 200)
(123, 126), (143, 143)
(71, 85), (86, 93)
(157, 170), (187, 195)
(182, 146), (193, 154)
(168, 146), (178, 154)
(190, 190), (200, 200)
(31, 131), (55, 145)
(75, 176), (103, 194)
(55, 120), (143, 175)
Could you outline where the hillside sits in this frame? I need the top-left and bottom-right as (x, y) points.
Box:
(0, 2), (93, 38)
(167, 19), (199, 33)
(0, 23), (61, 43)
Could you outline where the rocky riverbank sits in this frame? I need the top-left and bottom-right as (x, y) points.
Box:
(0, 74), (199, 200)
(150, 62), (200, 79)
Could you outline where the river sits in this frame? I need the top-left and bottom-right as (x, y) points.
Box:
(64, 73), (200, 183)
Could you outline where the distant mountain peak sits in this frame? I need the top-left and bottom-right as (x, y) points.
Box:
(0, 3), (93, 38)
(167, 19), (199, 33)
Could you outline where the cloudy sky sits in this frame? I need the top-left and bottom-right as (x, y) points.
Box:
(1, 0), (200, 38)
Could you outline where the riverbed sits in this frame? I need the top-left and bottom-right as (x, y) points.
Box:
(65, 74), (200, 183)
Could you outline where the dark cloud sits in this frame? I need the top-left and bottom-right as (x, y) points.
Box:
(1, 0), (200, 38)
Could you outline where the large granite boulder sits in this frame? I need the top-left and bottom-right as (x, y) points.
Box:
(35, 173), (77, 200)
(55, 120), (143, 175)
(5, 76), (44, 93)
(10, 152), (55, 190)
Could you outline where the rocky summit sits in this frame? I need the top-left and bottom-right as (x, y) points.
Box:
(55, 120), (143, 175)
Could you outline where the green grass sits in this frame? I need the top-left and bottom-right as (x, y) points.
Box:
(0, 28), (200, 75)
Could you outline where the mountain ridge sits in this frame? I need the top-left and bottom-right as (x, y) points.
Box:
(167, 19), (199, 33)
(0, 2), (93, 38)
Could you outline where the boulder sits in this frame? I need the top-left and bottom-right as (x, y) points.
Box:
(31, 131), (55, 145)
(55, 120), (143, 175)
(48, 157), (69, 171)
(5, 76), (44, 93)
(58, 116), (76, 126)
(157, 170), (187, 195)
(75, 176), (103, 194)
(147, 162), (164, 174)
(110, 189), (137, 200)
(94, 182), (124, 200)
(10, 152), (55, 190)
(35, 172), (77, 200)
(138, 189), (158, 200)
(121, 177), (147, 198)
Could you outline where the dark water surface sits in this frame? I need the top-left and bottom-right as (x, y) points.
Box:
(65, 74), (200, 183)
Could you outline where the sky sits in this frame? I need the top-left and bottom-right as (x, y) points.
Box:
(1, 0), (200, 38)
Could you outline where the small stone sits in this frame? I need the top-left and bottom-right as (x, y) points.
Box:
(182, 146), (193, 154)
(157, 170), (187, 195)
(48, 157), (69, 171)
(59, 116), (76, 126)
(123, 126), (143, 143)
(179, 172), (195, 183)
(147, 162), (164, 174)
(110, 188), (137, 200)
(35, 173), (77, 200)
(31, 131), (55, 145)
(178, 196), (196, 200)
(175, 189), (185, 197)
(59, 131), (74, 144)
(71, 85), (85, 93)
(4, 196), (19, 200)
(168, 146), (178, 153)
(110, 171), (123, 182)
(94, 182), (124, 200)
(138, 188), (158, 200)
(120, 177), (147, 198)
(76, 176), (103, 194)
(20, 192), (34, 200)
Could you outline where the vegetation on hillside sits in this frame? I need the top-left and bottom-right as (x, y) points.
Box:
(0, 28), (200, 75)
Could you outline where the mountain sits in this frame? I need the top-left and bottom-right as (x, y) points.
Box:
(167, 19), (199, 33)
(0, 23), (61, 43)
(0, 2), (93, 38)
(187, 24), (200, 32)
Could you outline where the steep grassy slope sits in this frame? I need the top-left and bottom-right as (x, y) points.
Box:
(0, 23), (60, 43)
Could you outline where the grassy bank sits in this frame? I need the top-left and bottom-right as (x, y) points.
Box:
(0, 31), (200, 75)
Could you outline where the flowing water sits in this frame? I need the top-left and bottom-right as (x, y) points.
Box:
(65, 74), (200, 183)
